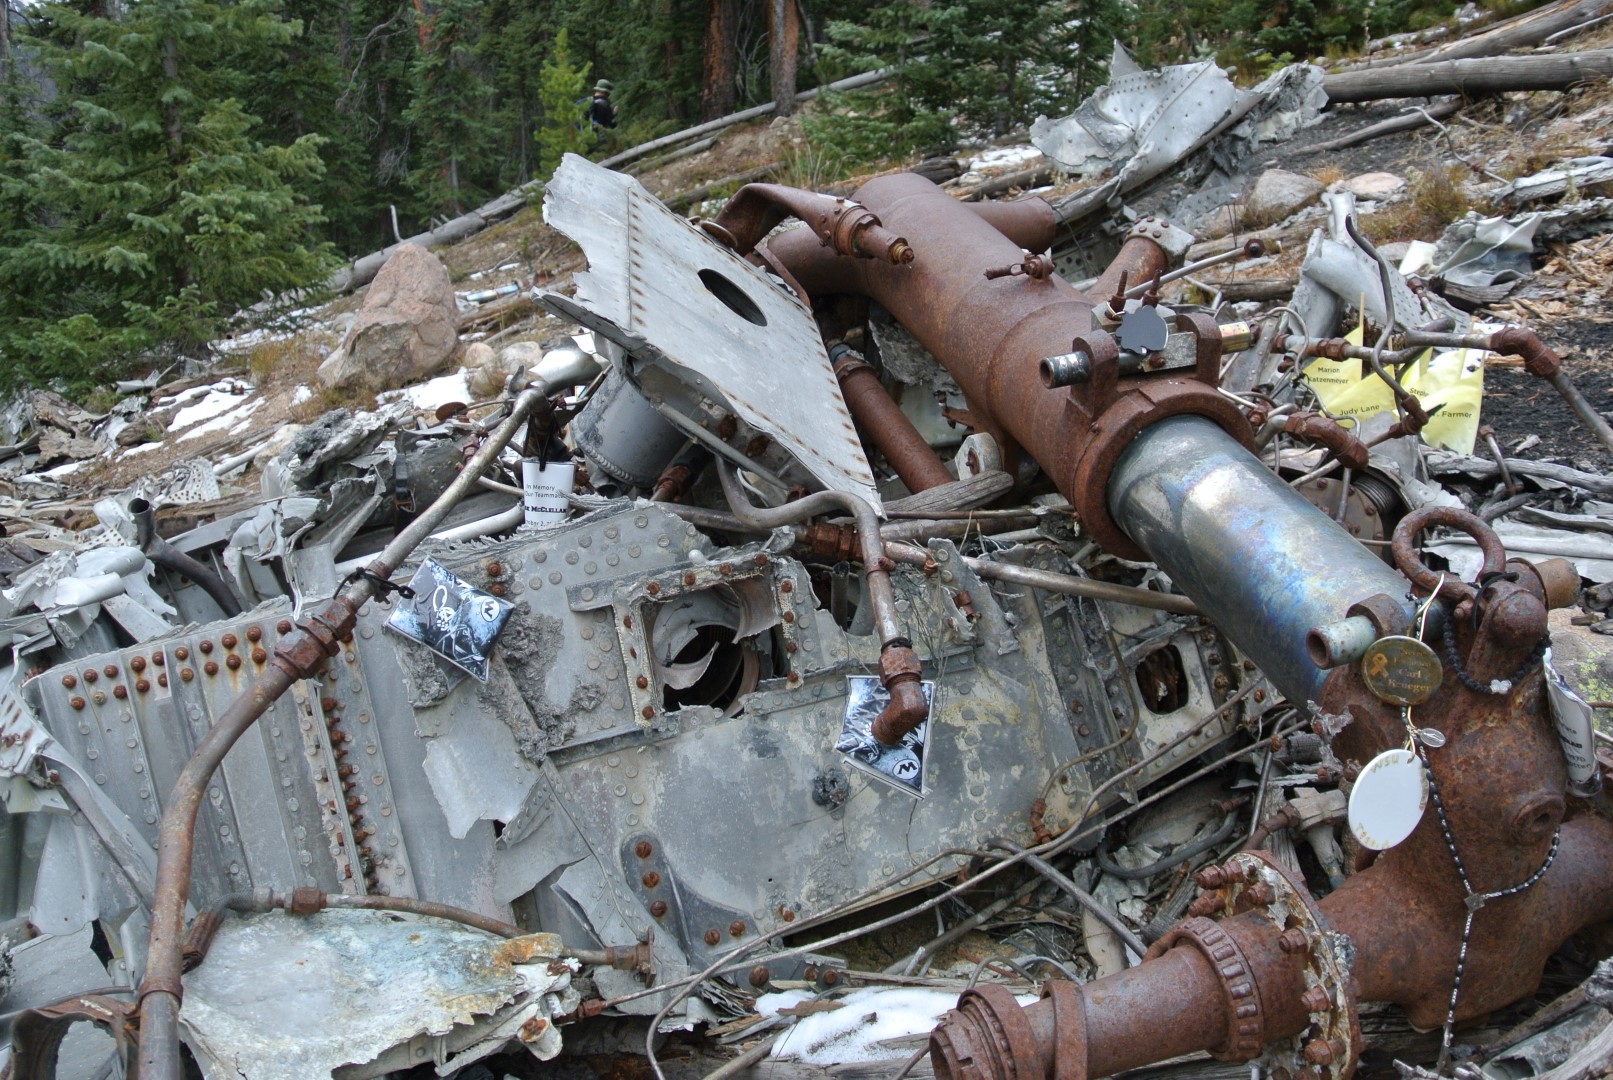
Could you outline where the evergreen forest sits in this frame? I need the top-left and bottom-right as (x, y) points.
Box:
(0, 0), (1468, 392)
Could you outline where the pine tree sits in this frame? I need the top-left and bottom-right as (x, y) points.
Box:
(535, 26), (589, 180)
(0, 0), (336, 393)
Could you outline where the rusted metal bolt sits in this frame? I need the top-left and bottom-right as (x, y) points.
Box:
(821, 969), (839, 986)
(132, 655), (148, 673)
(82, 669), (98, 684)
(1278, 928), (1310, 955)
(780, 908), (795, 923)
(729, 920), (746, 937)
(1303, 1040), (1335, 1066)
(152, 652), (165, 667)
(136, 679), (151, 693)
(1196, 866), (1228, 889)
(635, 841), (653, 859)
(704, 929), (721, 946)
(329, 729), (347, 744)
(636, 676), (649, 689)
(252, 647), (268, 664)
(1244, 883), (1276, 907)
(179, 668), (194, 683)
(175, 647), (190, 661)
(719, 562), (733, 575)
(649, 900), (668, 918)
(1242, 659), (1256, 671)
(1077, 724), (1091, 737)
(104, 664), (120, 678)
(1213, 674), (1230, 691)
(641, 705), (655, 720)
(1254, 688), (1267, 703)
(780, 580), (794, 594)
(748, 966), (771, 988)
(683, 571), (697, 586)
(69, 696), (86, 710)
(204, 661), (218, 676)
(642, 871), (661, 888)
(113, 685), (128, 700)
(754, 554), (768, 566)
(225, 654), (242, 670)
(1206, 653), (1221, 666)
(198, 640), (213, 654)
(1300, 986), (1331, 1012)
(62, 674), (77, 689)
(1187, 894), (1222, 918)
(786, 672), (800, 685)
(321, 697), (339, 712)
(490, 583), (506, 597)
(646, 582), (660, 596)
(782, 610), (795, 624)
(1069, 699), (1084, 714)
(221, 633), (238, 649)
(486, 561), (503, 578)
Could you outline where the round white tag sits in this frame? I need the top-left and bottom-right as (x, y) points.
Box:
(1347, 748), (1428, 851)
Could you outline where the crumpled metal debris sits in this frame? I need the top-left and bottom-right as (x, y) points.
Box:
(180, 911), (579, 1079)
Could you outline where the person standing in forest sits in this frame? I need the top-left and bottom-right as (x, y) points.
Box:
(586, 79), (617, 136)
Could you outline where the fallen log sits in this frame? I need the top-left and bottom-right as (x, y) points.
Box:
(1415, 0), (1613, 63)
(598, 66), (896, 170)
(957, 163), (1056, 202)
(1311, 97), (1462, 152)
(1323, 49), (1613, 103)
(628, 136), (718, 176)
(663, 163), (783, 211)
(327, 186), (537, 294)
(1194, 277), (1296, 302)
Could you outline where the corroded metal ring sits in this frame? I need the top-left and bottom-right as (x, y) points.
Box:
(1391, 506), (1507, 605)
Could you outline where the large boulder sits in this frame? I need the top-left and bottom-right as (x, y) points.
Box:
(1242, 168), (1324, 225)
(317, 244), (461, 392)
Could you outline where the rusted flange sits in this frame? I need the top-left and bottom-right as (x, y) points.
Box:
(1182, 850), (1363, 1080)
(1042, 979), (1090, 1080)
(1069, 380), (1255, 561)
(1146, 917), (1267, 1062)
(932, 983), (1044, 1080)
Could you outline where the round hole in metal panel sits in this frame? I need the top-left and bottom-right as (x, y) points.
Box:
(699, 268), (767, 327)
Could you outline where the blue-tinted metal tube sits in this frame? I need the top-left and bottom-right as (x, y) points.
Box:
(1107, 415), (1408, 705)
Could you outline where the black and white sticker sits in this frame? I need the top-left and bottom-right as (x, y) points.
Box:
(835, 675), (936, 797)
(384, 558), (515, 682)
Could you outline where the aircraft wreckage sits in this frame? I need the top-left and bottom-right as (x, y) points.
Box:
(2, 152), (1610, 1080)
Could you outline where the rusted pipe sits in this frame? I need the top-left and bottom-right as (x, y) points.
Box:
(1402, 326), (1613, 457)
(710, 183), (913, 264)
(1280, 412), (1370, 472)
(765, 173), (1252, 558)
(136, 388), (549, 1080)
(883, 540), (1200, 616)
(830, 343), (955, 493)
(130, 497), (243, 617)
(715, 462), (926, 746)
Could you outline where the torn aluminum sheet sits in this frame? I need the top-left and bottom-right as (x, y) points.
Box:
(541, 154), (880, 508)
(1288, 191), (1467, 348)
(1036, 44), (1323, 224)
(1496, 155), (1613, 204)
(1427, 513), (1613, 581)
(1434, 211), (1543, 288)
(179, 910), (579, 1079)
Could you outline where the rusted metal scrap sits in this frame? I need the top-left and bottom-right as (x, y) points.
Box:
(3, 150), (1610, 1080)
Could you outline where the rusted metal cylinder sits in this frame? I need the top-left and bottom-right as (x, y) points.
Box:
(832, 350), (954, 493)
(1107, 415), (1409, 705)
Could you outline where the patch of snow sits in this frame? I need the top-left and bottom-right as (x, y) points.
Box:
(42, 460), (85, 478)
(967, 145), (1043, 172)
(168, 379), (254, 431)
(755, 990), (813, 1018)
(291, 385), (314, 406)
(770, 987), (1036, 1065)
(180, 398), (263, 442)
(380, 369), (473, 412)
(121, 442), (162, 457)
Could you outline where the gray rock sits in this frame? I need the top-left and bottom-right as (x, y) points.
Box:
(1342, 171), (1405, 200)
(316, 244), (462, 392)
(1244, 168), (1325, 223)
